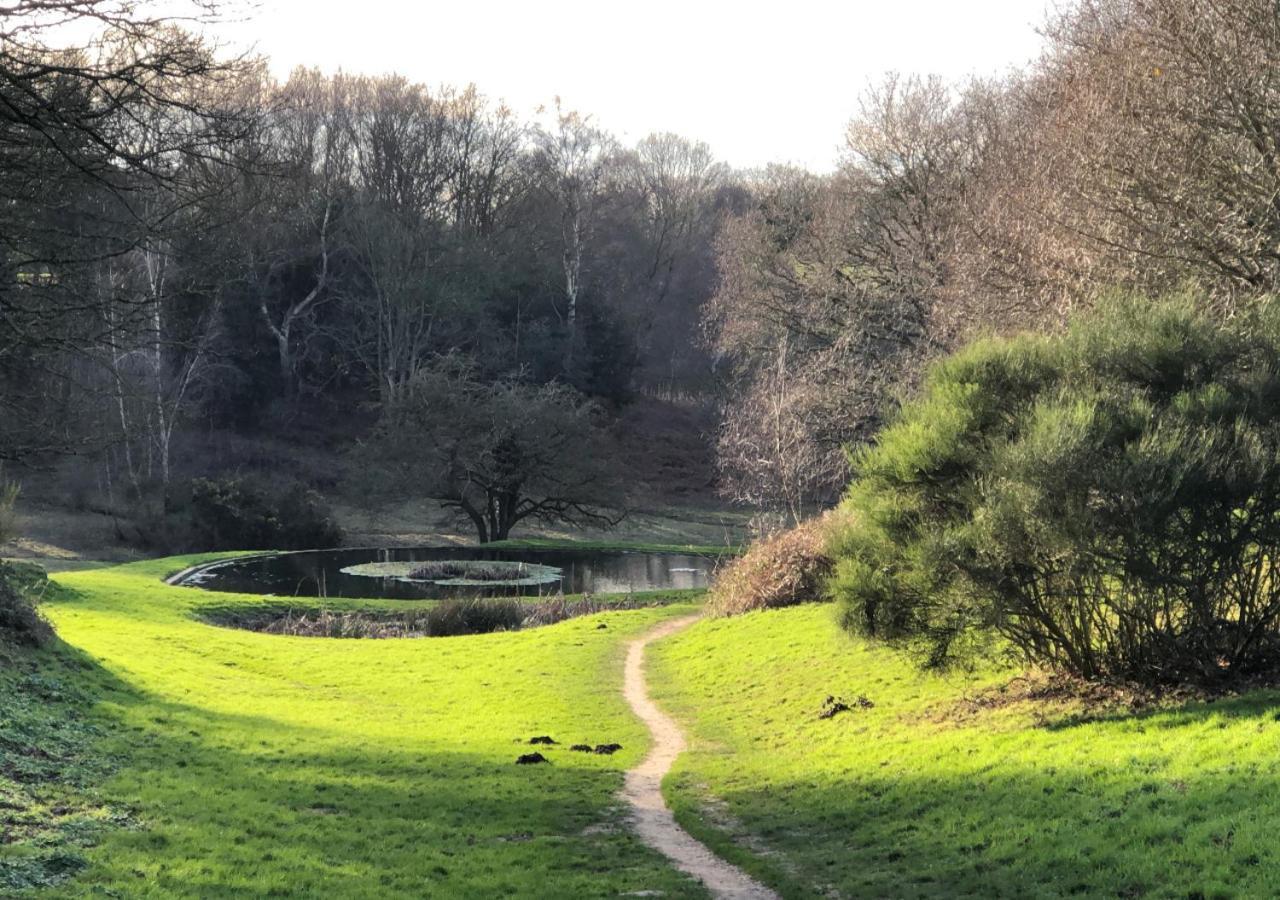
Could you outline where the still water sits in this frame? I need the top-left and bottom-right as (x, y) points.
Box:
(173, 547), (723, 600)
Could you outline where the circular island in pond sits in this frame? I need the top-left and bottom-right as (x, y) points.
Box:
(340, 559), (563, 587)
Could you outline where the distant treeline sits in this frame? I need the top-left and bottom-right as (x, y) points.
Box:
(0, 2), (741, 527)
(4, 0), (1277, 534)
(708, 0), (1280, 524)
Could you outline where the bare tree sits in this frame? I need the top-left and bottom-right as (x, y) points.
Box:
(447, 86), (526, 237)
(532, 100), (615, 336)
(372, 359), (624, 543)
(709, 77), (976, 514)
(625, 133), (728, 305)
(943, 0), (1280, 335)
(0, 0), (259, 461)
(349, 74), (455, 219)
(337, 75), (504, 406)
(1043, 0), (1280, 305)
(345, 203), (453, 408)
(715, 338), (841, 527)
(249, 69), (354, 391)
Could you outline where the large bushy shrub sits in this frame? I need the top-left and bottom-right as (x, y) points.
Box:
(831, 296), (1280, 686)
(188, 477), (342, 551)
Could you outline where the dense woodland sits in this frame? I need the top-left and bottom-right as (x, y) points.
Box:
(4, 0), (1280, 545)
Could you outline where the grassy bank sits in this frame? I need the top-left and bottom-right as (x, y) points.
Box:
(0, 638), (126, 893)
(647, 604), (1280, 899)
(18, 556), (709, 897)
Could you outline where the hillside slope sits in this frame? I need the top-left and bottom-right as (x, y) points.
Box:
(648, 605), (1280, 899)
(23, 558), (710, 898)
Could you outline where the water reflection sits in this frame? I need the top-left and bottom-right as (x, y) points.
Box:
(177, 547), (722, 600)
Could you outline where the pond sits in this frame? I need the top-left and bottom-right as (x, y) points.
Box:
(171, 547), (723, 600)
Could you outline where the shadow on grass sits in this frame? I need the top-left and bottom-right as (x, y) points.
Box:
(0, 638), (142, 893)
(15, 641), (708, 899)
(1039, 688), (1280, 732)
(668, 687), (1280, 900)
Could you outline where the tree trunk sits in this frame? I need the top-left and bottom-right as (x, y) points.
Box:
(276, 327), (293, 389)
(456, 497), (490, 543)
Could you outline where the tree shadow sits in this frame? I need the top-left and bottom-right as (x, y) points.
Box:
(1041, 687), (1280, 732)
(670, 684), (1280, 899)
(21, 639), (709, 898)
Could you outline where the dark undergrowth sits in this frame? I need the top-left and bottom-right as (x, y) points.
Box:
(200, 592), (693, 639)
(0, 562), (53, 648)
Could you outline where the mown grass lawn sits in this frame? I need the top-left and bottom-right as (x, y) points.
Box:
(10, 555), (711, 898)
(648, 604), (1280, 899)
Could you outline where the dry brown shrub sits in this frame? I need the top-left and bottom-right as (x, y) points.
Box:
(707, 515), (835, 617)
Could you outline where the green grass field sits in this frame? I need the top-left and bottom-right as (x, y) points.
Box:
(648, 604), (1280, 899)
(4, 555), (710, 898)
(14, 556), (1280, 898)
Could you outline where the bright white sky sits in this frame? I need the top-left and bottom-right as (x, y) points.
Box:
(211, 0), (1051, 172)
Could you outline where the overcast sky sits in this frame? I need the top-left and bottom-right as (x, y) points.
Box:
(212, 0), (1051, 172)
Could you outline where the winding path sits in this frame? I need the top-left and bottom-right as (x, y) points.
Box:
(620, 615), (780, 900)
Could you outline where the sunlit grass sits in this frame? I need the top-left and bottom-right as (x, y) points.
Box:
(28, 554), (1278, 898)
(648, 604), (1280, 898)
(24, 556), (708, 898)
